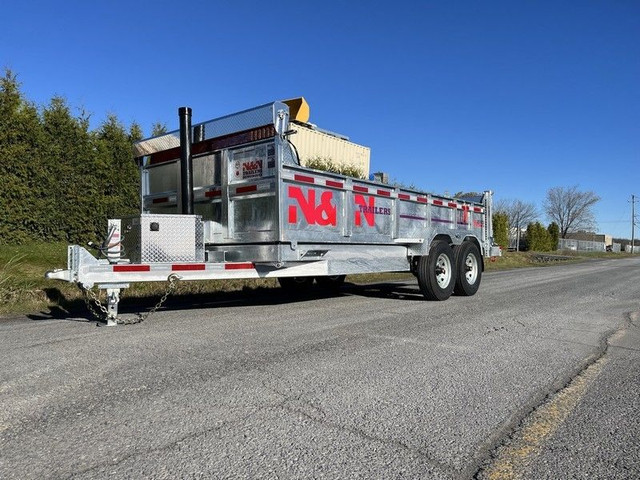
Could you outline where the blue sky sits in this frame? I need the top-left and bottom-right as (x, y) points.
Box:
(3, 1), (638, 238)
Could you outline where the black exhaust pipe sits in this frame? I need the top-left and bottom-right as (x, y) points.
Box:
(178, 107), (194, 215)
(194, 123), (205, 143)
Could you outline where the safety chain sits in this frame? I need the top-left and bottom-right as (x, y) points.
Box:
(82, 287), (110, 321)
(79, 274), (181, 325)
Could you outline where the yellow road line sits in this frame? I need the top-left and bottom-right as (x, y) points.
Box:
(483, 344), (617, 480)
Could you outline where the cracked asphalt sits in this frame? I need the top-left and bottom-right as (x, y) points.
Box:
(1, 257), (639, 479)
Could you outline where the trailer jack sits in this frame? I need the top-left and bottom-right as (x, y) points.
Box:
(80, 276), (180, 326)
(105, 288), (121, 326)
(80, 283), (129, 326)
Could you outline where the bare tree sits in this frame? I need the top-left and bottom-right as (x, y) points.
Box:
(495, 199), (538, 250)
(544, 186), (600, 238)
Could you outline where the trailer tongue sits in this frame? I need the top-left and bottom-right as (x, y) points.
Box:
(46, 99), (501, 325)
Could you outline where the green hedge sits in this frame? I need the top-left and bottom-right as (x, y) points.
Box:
(0, 70), (141, 245)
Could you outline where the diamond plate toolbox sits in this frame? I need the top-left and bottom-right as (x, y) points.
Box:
(120, 214), (204, 263)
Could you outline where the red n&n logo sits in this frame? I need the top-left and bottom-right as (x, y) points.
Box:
(288, 186), (337, 226)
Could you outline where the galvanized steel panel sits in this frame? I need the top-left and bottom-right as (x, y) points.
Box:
(232, 195), (277, 235)
(283, 182), (345, 241)
(398, 201), (428, 238)
(349, 193), (394, 242)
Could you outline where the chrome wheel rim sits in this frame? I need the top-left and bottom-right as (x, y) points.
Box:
(435, 253), (452, 288)
(464, 253), (479, 284)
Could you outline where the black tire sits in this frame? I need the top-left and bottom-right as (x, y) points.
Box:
(453, 241), (482, 296)
(278, 276), (314, 292)
(315, 275), (346, 290)
(417, 240), (456, 301)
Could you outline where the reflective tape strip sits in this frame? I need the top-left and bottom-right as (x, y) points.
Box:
(113, 265), (151, 272)
(172, 264), (206, 271)
(235, 185), (258, 194)
(353, 185), (368, 193)
(326, 180), (344, 189)
(224, 263), (255, 270)
(294, 174), (315, 184)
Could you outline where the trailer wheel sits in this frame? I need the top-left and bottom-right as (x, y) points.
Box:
(316, 275), (346, 290)
(454, 241), (482, 296)
(417, 241), (456, 301)
(278, 276), (314, 292)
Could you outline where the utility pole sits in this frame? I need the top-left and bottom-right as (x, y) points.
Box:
(632, 194), (637, 254)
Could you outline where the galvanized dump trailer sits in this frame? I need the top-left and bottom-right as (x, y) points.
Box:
(47, 100), (501, 325)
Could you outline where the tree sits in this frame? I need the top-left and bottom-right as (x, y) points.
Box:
(454, 191), (484, 199)
(492, 213), (509, 250)
(304, 156), (365, 179)
(526, 222), (554, 251)
(0, 69), (46, 243)
(151, 122), (168, 136)
(42, 96), (96, 242)
(544, 186), (600, 238)
(0, 69), (145, 245)
(547, 222), (559, 250)
(129, 122), (143, 143)
(495, 199), (538, 251)
(94, 115), (140, 224)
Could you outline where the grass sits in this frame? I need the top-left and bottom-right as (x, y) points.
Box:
(0, 242), (633, 317)
(0, 243), (70, 315)
(485, 249), (628, 271)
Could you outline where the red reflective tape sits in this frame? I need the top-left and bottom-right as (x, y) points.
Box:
(172, 264), (206, 271)
(418, 197), (428, 203)
(225, 262), (254, 270)
(448, 202), (457, 208)
(474, 207), (482, 213)
(377, 189), (391, 197)
(326, 180), (344, 189)
(353, 185), (368, 193)
(113, 265), (150, 272)
(398, 193), (411, 201)
(205, 189), (221, 198)
(236, 185), (257, 194)
(294, 174), (315, 184)
(152, 197), (169, 204)
(433, 199), (443, 206)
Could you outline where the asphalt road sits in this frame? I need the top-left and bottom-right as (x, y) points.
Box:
(1, 257), (639, 479)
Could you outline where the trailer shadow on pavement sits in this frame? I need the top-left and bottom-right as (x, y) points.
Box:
(26, 281), (425, 323)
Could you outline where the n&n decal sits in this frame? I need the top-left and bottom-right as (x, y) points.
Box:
(288, 186), (337, 226)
